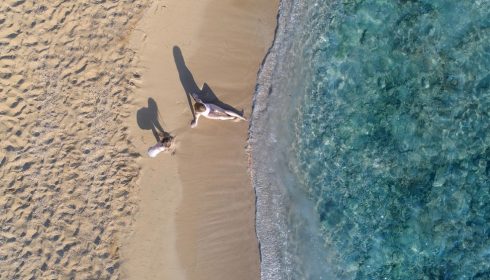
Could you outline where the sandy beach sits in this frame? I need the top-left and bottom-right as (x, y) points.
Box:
(0, 1), (149, 279)
(1, 0), (277, 279)
(123, 0), (278, 279)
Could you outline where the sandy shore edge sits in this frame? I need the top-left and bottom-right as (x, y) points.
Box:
(122, 0), (278, 279)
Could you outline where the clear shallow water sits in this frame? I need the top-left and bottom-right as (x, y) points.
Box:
(252, 0), (490, 279)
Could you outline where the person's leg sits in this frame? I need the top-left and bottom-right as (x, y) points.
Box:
(224, 110), (247, 121)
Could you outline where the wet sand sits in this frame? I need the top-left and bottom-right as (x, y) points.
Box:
(123, 0), (278, 279)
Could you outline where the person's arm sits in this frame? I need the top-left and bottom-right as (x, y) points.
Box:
(191, 113), (201, 128)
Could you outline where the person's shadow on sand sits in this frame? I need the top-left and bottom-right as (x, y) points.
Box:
(137, 98), (171, 142)
(172, 46), (244, 124)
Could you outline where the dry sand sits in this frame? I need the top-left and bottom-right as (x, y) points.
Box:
(0, 1), (151, 279)
(123, 0), (278, 279)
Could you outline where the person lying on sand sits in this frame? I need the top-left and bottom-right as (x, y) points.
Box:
(190, 93), (247, 128)
(148, 133), (175, 157)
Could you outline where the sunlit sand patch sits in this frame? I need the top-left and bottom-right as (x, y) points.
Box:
(0, 1), (149, 279)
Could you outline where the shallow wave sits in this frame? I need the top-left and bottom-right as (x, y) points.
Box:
(249, 0), (334, 279)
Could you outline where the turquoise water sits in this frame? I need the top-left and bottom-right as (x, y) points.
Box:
(252, 0), (490, 279)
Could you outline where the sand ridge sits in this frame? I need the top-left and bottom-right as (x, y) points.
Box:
(0, 1), (149, 279)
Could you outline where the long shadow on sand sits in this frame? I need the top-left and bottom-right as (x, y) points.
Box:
(136, 98), (171, 142)
(172, 46), (244, 124)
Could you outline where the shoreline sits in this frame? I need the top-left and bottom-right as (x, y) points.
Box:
(123, 0), (278, 279)
(249, 0), (295, 278)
